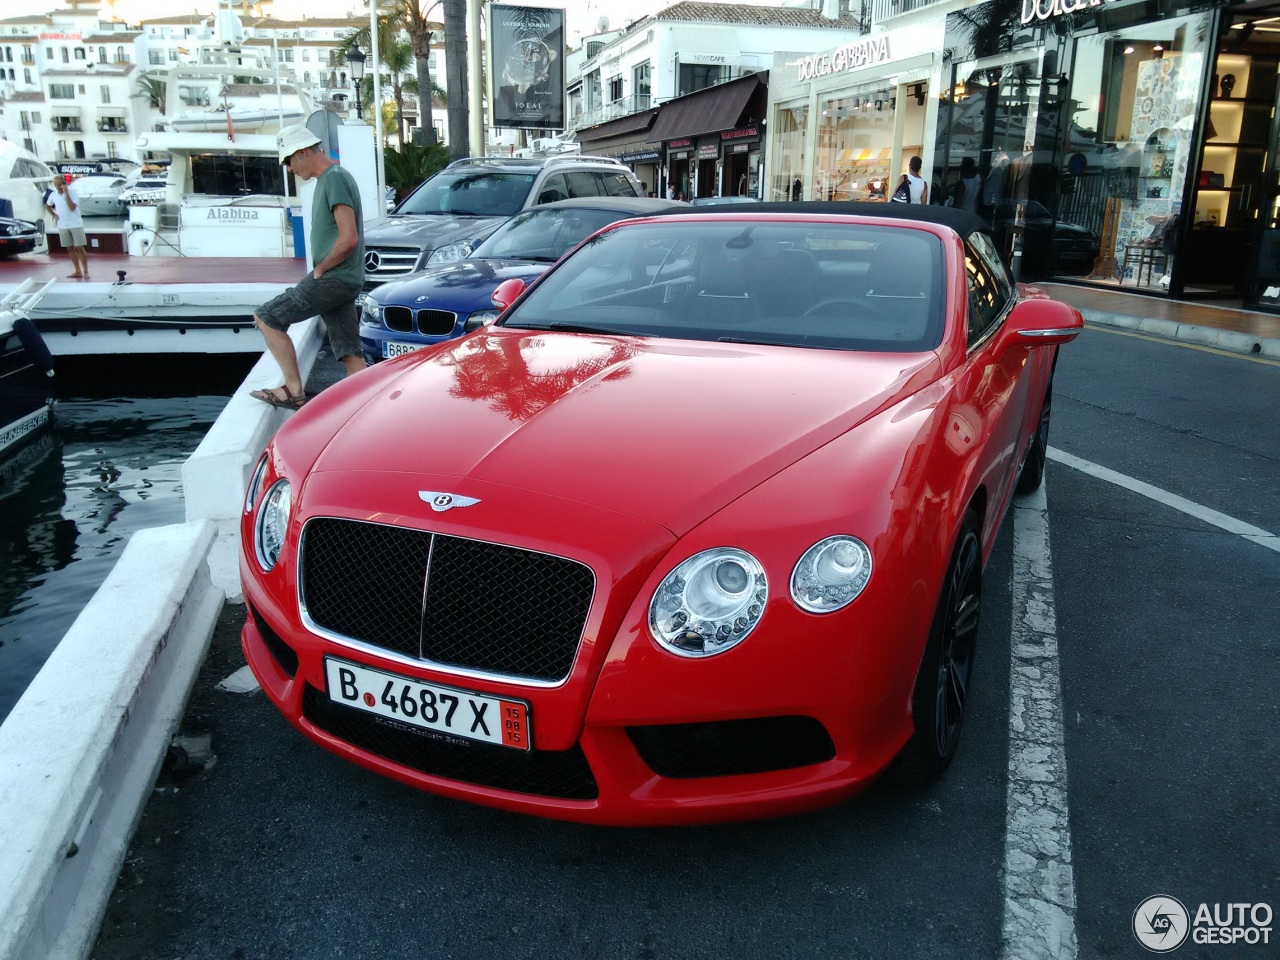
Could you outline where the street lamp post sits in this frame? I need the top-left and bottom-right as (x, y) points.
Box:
(346, 43), (367, 118)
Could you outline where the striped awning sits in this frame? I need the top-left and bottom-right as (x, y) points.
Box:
(835, 148), (891, 165)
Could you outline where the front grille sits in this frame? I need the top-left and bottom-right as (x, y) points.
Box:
(384, 305), (413, 332)
(416, 309), (457, 337)
(627, 716), (836, 779)
(302, 684), (598, 800)
(364, 245), (421, 280)
(300, 518), (595, 682)
(380, 306), (457, 337)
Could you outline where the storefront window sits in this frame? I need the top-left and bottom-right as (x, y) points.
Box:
(771, 101), (808, 201)
(1062, 12), (1211, 286)
(816, 83), (901, 202)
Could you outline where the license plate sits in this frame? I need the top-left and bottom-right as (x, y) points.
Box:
(324, 657), (530, 750)
(382, 340), (427, 359)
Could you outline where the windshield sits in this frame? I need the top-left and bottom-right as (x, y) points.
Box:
(471, 206), (636, 262)
(499, 220), (946, 353)
(396, 171), (534, 217)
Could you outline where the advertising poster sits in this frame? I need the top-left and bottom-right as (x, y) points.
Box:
(490, 4), (565, 129)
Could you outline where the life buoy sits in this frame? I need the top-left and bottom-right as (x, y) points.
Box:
(13, 316), (55, 375)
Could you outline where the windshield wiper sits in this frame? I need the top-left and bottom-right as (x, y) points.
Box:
(716, 335), (827, 349)
(511, 321), (640, 336)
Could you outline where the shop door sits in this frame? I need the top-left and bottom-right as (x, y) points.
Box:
(1188, 17), (1280, 298)
(1233, 13), (1280, 310)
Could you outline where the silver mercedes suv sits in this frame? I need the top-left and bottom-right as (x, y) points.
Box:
(361, 155), (644, 288)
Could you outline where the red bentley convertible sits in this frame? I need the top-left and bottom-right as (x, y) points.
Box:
(240, 204), (1082, 825)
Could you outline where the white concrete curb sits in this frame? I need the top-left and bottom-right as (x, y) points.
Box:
(184, 316), (326, 600)
(1081, 307), (1280, 359)
(0, 521), (221, 960)
(0, 316), (325, 960)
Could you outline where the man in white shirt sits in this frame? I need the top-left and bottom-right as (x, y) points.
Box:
(45, 176), (89, 279)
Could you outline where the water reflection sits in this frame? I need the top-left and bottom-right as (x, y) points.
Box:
(0, 395), (226, 721)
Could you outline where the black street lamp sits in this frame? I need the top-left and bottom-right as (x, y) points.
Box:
(346, 43), (367, 116)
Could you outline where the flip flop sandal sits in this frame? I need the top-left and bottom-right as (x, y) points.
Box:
(250, 387), (309, 410)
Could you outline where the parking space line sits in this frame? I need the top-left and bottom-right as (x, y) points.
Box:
(1048, 448), (1280, 554)
(1001, 483), (1078, 960)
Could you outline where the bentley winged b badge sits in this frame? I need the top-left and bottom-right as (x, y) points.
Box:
(419, 491), (481, 512)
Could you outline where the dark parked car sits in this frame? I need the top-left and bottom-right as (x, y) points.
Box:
(990, 200), (1099, 276)
(361, 155), (644, 288)
(359, 196), (682, 362)
(0, 216), (42, 258)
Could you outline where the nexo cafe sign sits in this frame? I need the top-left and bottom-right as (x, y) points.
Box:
(795, 36), (891, 82)
(1021, 0), (1122, 24)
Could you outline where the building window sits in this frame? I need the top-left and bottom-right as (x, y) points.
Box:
(57, 140), (68, 159)
(633, 61), (651, 100)
(49, 83), (75, 99)
(24, 67), (31, 83)
(168, 49), (179, 61)
(303, 71), (311, 82)
(150, 50), (164, 65)
(678, 63), (725, 96)
(101, 84), (110, 103)
(46, 47), (53, 60)
(607, 76), (623, 102)
(586, 40), (604, 58)
(116, 46), (126, 62)
(23, 45), (33, 63)
(99, 46), (107, 63)
(284, 48), (294, 62)
(61, 47), (69, 63)
(301, 49), (310, 61)
(107, 140), (118, 158)
(74, 47), (86, 60)
(32, 111), (40, 123)
(3, 46), (9, 62)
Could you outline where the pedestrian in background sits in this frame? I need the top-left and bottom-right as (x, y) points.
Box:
(249, 124), (366, 410)
(906, 156), (928, 204)
(45, 176), (90, 280)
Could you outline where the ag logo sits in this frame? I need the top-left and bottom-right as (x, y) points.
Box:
(418, 491), (481, 512)
(1134, 895), (1190, 953)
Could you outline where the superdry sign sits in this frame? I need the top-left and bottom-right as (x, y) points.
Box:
(1020, 0), (1119, 24)
(795, 36), (890, 82)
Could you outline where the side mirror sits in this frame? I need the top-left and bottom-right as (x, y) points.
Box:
(999, 297), (1084, 353)
(491, 277), (527, 313)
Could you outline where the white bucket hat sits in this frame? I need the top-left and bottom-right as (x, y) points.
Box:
(277, 123), (322, 164)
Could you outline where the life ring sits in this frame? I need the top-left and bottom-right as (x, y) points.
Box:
(13, 316), (55, 375)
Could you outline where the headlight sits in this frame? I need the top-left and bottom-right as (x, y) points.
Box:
(244, 453), (269, 514)
(360, 296), (381, 324)
(6, 225), (18, 236)
(464, 308), (501, 332)
(790, 536), (872, 613)
(648, 548), (767, 657)
(426, 240), (472, 265)
(254, 479), (292, 571)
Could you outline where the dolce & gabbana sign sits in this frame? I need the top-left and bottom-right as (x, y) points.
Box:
(795, 36), (890, 82)
(1020, 0), (1119, 24)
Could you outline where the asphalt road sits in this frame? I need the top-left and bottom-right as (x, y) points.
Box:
(92, 326), (1279, 960)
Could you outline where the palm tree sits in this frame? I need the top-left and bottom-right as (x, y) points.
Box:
(382, 1), (444, 146)
(133, 74), (166, 114)
(442, 0), (470, 158)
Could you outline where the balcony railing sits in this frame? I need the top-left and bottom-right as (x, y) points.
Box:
(869, 0), (948, 25)
(51, 121), (83, 133)
(565, 94), (651, 134)
(98, 121), (128, 133)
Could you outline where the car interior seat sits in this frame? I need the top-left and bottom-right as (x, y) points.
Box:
(688, 243), (762, 327)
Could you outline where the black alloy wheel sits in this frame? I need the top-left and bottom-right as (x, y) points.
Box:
(1015, 379), (1052, 495)
(897, 509), (982, 785)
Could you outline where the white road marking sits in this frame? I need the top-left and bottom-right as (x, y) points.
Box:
(1002, 483), (1078, 960)
(215, 665), (260, 694)
(1048, 447), (1279, 554)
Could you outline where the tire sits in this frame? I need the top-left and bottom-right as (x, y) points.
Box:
(1015, 378), (1052, 495)
(897, 509), (982, 785)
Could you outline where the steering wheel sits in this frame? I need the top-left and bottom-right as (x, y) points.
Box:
(802, 298), (887, 320)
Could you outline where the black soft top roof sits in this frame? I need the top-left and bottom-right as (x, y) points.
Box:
(682, 200), (989, 242)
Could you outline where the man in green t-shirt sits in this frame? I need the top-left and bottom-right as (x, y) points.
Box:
(251, 124), (367, 409)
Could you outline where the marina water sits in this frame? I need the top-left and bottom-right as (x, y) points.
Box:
(0, 358), (253, 721)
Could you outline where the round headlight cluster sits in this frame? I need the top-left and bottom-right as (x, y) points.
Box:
(254, 479), (292, 571)
(360, 296), (381, 325)
(649, 548), (767, 658)
(790, 536), (872, 613)
(427, 240), (473, 265)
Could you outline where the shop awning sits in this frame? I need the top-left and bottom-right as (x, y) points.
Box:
(576, 107), (658, 146)
(97, 105), (128, 117)
(649, 73), (765, 143)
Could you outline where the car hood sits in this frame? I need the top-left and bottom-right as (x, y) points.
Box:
(372, 259), (551, 311)
(310, 329), (940, 535)
(363, 214), (510, 248)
